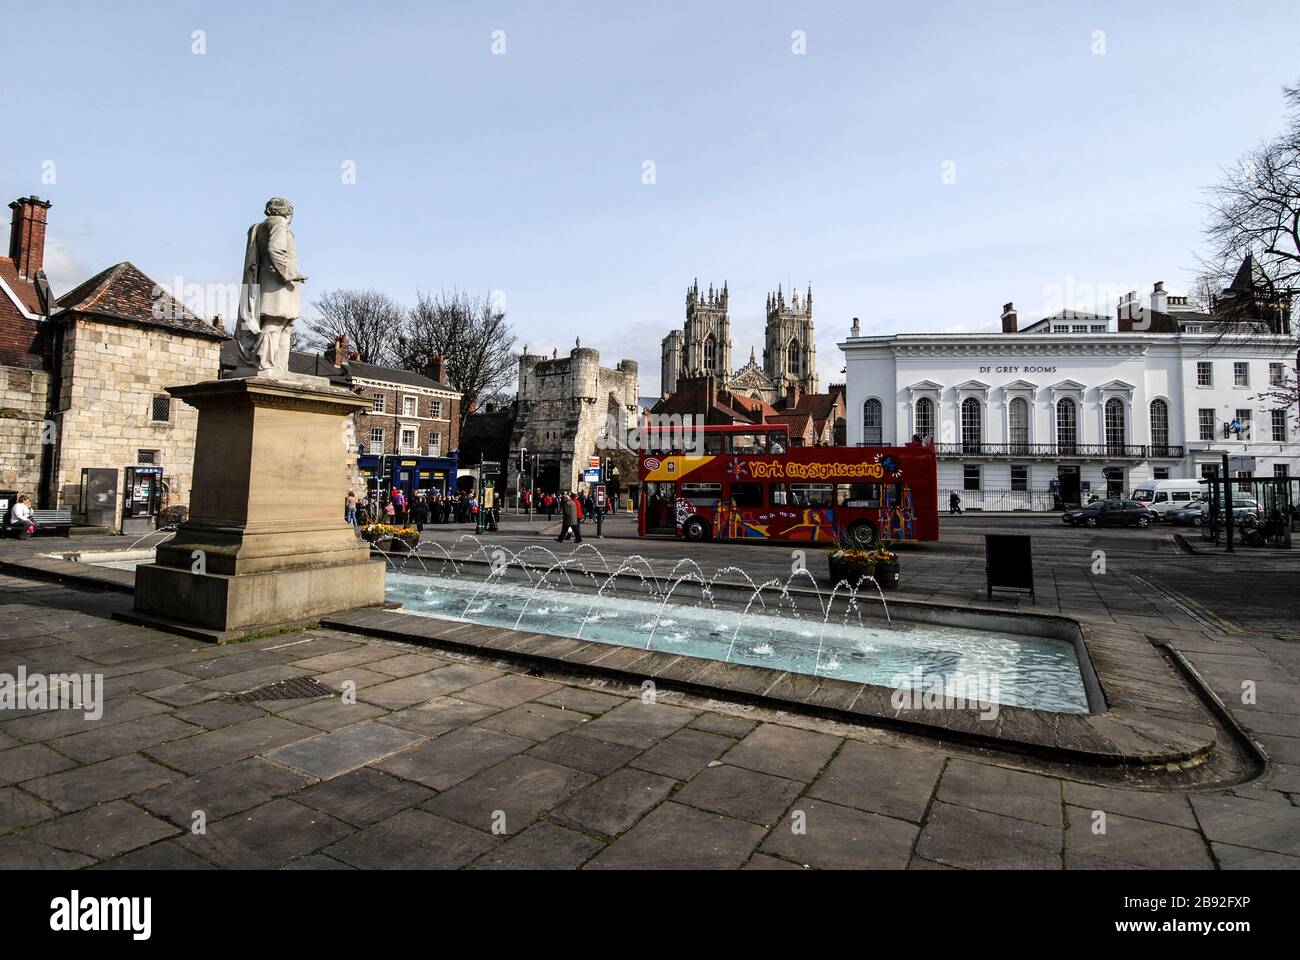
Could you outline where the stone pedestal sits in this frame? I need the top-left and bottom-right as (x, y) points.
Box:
(131, 377), (385, 635)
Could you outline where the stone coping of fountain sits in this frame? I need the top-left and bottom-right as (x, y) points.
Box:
(332, 558), (1220, 767)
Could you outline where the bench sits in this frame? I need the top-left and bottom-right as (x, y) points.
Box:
(29, 508), (73, 537)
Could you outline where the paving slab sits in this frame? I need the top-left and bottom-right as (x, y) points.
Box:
(20, 799), (179, 861)
(806, 741), (944, 822)
(292, 767), (435, 827)
(525, 730), (642, 776)
(631, 728), (734, 781)
(470, 822), (605, 870)
(378, 696), (501, 737)
(722, 723), (841, 782)
(323, 809), (496, 869)
(132, 756), (315, 826)
(458, 674), (562, 709)
(917, 801), (1062, 870)
(277, 697), (388, 732)
(424, 755), (595, 833)
(760, 798), (918, 869)
(553, 767), (677, 837)
(535, 686), (628, 715)
(675, 762), (802, 825)
(266, 721), (425, 780)
(585, 802), (766, 869)
(936, 759), (1062, 827)
(144, 715), (320, 775)
(371, 726), (533, 791)
(1189, 794), (1300, 856)
(175, 799), (354, 868)
(0, 786), (57, 832)
(0, 743), (78, 785)
(475, 701), (592, 740)
(23, 755), (182, 812)
(0, 835), (97, 869)
(570, 700), (698, 750)
(1064, 806), (1215, 869)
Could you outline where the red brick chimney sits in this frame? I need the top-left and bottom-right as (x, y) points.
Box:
(325, 335), (351, 368)
(424, 354), (446, 383)
(1000, 302), (1018, 334)
(7, 195), (52, 280)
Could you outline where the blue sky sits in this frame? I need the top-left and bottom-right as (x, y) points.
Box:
(3, 0), (1297, 393)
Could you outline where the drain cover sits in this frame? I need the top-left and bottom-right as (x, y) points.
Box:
(229, 677), (333, 702)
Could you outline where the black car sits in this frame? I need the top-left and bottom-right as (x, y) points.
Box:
(1061, 499), (1153, 528)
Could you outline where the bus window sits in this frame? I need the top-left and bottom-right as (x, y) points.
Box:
(728, 482), (765, 507)
(703, 432), (725, 455)
(768, 430), (788, 454)
(680, 482), (721, 505)
(726, 433), (765, 455)
(838, 483), (881, 507)
(776, 483), (833, 507)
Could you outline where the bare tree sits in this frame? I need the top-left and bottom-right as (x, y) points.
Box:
(1199, 81), (1300, 318)
(399, 289), (518, 434)
(302, 288), (404, 364)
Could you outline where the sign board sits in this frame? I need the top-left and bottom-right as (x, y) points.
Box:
(1081, 481), (1091, 493)
(1229, 456), (1256, 472)
(588, 456), (601, 470)
(596, 484), (607, 508)
(985, 534), (1035, 603)
(583, 468), (601, 483)
(400, 460), (417, 466)
(481, 461), (501, 471)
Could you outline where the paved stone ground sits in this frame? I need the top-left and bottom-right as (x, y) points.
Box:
(1, 516), (1298, 869)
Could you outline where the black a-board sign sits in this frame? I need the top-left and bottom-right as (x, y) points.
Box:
(985, 533), (1035, 602)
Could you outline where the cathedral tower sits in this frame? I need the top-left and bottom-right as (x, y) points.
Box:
(681, 279), (732, 385)
(762, 284), (818, 394)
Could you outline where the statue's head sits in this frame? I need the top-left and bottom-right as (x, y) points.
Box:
(264, 197), (294, 219)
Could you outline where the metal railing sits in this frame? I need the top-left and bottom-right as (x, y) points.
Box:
(941, 487), (1055, 512)
(934, 442), (1174, 459)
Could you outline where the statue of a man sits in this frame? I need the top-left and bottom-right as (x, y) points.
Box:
(234, 197), (307, 378)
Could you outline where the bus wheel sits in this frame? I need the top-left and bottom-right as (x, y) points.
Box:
(683, 518), (710, 542)
(847, 522), (879, 549)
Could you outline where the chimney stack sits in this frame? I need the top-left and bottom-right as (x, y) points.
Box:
(1000, 302), (1018, 333)
(7, 195), (52, 280)
(785, 379), (801, 407)
(424, 354), (446, 384)
(325, 335), (351, 368)
(850, 316), (861, 337)
(212, 314), (225, 333)
(1150, 281), (1168, 316)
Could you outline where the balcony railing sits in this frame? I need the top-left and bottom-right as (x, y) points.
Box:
(934, 442), (1176, 460)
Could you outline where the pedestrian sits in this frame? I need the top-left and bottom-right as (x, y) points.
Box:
(8, 494), (35, 539)
(412, 494), (429, 532)
(949, 491), (961, 515)
(344, 490), (358, 527)
(591, 491), (604, 538)
(393, 488), (407, 525)
(544, 492), (555, 520)
(384, 498), (396, 522)
(522, 488), (532, 515)
(556, 492), (583, 544)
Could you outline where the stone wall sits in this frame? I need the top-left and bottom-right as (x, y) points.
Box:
(0, 365), (49, 494)
(53, 318), (223, 527)
(510, 346), (639, 493)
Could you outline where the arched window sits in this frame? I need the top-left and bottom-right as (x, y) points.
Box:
(862, 398), (883, 445)
(703, 335), (716, 370)
(961, 397), (982, 454)
(1008, 397), (1029, 454)
(1149, 399), (1169, 455)
(1105, 398), (1126, 453)
(1056, 398), (1077, 454)
(914, 397), (935, 440)
(787, 338), (800, 375)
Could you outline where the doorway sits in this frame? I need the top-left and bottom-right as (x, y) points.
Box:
(1057, 466), (1080, 507)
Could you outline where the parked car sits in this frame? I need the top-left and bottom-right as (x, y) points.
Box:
(1130, 479), (1205, 521)
(1165, 503), (1205, 526)
(1198, 496), (1263, 525)
(1062, 499), (1153, 528)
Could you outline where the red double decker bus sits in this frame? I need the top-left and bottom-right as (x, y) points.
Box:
(637, 423), (939, 547)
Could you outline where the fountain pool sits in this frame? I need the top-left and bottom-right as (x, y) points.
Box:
(386, 571), (1091, 714)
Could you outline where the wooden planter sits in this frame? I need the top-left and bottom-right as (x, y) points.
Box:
(828, 554), (875, 585)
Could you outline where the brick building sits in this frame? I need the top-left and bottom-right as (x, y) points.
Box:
(0, 196), (55, 502)
(2, 195), (228, 529)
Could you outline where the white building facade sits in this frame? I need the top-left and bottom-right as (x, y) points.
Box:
(840, 328), (1299, 510)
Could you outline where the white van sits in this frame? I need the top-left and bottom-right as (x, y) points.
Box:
(1131, 479), (1205, 520)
